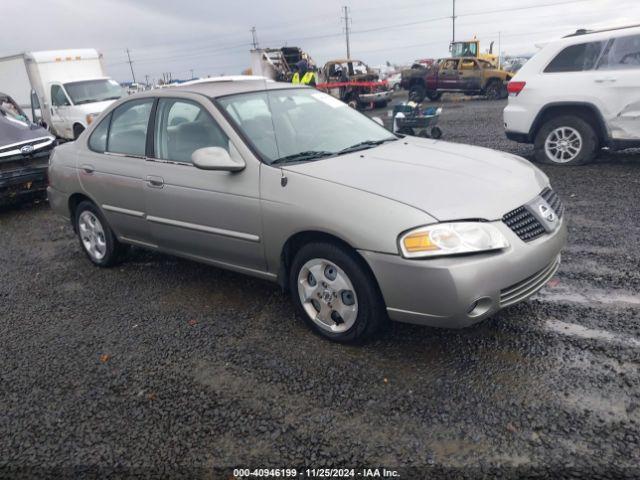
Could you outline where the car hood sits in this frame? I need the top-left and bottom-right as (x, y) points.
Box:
(283, 138), (549, 221)
(0, 114), (50, 147)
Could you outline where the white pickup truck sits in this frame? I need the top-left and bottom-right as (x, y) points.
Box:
(0, 49), (124, 140)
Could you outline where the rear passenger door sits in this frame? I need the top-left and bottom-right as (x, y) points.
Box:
(144, 94), (265, 271)
(594, 33), (640, 141)
(77, 98), (153, 245)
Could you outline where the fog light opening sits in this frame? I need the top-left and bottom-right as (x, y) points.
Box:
(467, 297), (493, 318)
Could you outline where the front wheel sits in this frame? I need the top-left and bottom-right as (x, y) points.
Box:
(408, 84), (426, 103)
(485, 80), (504, 100)
(534, 115), (597, 166)
(426, 91), (442, 101)
(74, 201), (126, 267)
(289, 242), (386, 343)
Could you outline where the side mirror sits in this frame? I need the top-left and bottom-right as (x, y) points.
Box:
(372, 116), (384, 126)
(192, 147), (245, 172)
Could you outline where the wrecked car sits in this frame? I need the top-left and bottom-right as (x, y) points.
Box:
(317, 59), (392, 109)
(403, 57), (513, 102)
(0, 93), (56, 204)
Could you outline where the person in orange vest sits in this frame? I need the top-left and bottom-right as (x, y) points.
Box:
(291, 60), (317, 86)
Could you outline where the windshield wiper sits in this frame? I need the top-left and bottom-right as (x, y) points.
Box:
(337, 138), (397, 155)
(271, 150), (334, 165)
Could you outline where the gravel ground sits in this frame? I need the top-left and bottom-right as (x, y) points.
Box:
(1, 96), (639, 479)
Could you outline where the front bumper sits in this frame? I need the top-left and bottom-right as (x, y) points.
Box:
(360, 219), (567, 328)
(359, 90), (393, 103)
(0, 166), (48, 201)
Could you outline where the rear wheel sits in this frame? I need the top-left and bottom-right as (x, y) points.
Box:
(289, 242), (386, 343)
(74, 201), (126, 267)
(534, 115), (597, 166)
(485, 80), (503, 100)
(426, 91), (442, 101)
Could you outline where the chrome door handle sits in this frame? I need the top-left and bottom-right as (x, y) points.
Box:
(146, 175), (164, 188)
(80, 164), (94, 174)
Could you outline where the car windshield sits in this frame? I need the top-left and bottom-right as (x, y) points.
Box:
(217, 88), (396, 164)
(0, 96), (29, 123)
(63, 79), (124, 105)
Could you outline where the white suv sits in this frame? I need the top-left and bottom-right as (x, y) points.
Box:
(504, 25), (640, 165)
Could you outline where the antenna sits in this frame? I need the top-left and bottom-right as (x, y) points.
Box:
(342, 6), (351, 59)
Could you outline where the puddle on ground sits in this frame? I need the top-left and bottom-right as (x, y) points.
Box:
(535, 285), (640, 307)
(544, 319), (640, 348)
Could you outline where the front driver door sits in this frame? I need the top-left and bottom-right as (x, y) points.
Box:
(144, 94), (265, 273)
(50, 84), (72, 138)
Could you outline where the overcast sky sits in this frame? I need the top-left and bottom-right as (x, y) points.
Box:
(4, 0), (640, 82)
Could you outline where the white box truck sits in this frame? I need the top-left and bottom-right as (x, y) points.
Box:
(0, 49), (124, 140)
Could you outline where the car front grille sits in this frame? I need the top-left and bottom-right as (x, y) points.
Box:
(500, 255), (561, 307)
(541, 187), (564, 219)
(502, 188), (564, 242)
(502, 206), (546, 242)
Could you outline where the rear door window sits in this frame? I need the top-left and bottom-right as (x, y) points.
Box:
(597, 34), (640, 70)
(107, 99), (154, 157)
(544, 41), (605, 72)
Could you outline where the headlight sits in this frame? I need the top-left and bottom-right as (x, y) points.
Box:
(85, 113), (100, 125)
(399, 222), (509, 258)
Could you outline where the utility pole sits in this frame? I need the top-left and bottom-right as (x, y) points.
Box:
(190, 69), (194, 79)
(498, 31), (502, 70)
(342, 6), (351, 59)
(144, 74), (149, 88)
(451, 0), (457, 43)
(250, 26), (259, 49)
(126, 48), (136, 83)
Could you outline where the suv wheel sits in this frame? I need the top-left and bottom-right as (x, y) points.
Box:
(289, 242), (386, 343)
(534, 115), (597, 165)
(74, 201), (126, 267)
(426, 91), (442, 101)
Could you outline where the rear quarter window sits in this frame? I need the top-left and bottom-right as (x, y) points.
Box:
(88, 113), (111, 153)
(544, 41), (605, 73)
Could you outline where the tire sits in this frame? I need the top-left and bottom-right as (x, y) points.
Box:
(289, 242), (386, 343)
(408, 84), (426, 103)
(393, 83), (401, 92)
(534, 115), (597, 166)
(74, 201), (126, 267)
(485, 80), (503, 100)
(73, 124), (85, 140)
(398, 126), (415, 136)
(426, 91), (442, 101)
(374, 100), (389, 109)
(430, 126), (443, 139)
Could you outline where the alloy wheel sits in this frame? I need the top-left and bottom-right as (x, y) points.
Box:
(544, 126), (583, 163)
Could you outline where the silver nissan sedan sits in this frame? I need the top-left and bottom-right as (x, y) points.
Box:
(47, 77), (566, 342)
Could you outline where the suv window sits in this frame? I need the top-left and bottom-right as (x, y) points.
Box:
(51, 85), (70, 107)
(154, 98), (229, 163)
(107, 99), (153, 156)
(544, 41), (605, 72)
(597, 34), (640, 70)
(89, 113), (111, 153)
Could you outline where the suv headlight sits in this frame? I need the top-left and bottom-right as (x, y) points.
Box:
(399, 222), (509, 258)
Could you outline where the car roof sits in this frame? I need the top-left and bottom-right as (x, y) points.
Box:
(563, 24), (640, 38)
(166, 76), (307, 98)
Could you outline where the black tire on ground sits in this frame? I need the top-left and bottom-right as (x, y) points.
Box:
(534, 115), (598, 166)
(408, 84), (426, 103)
(398, 126), (415, 136)
(485, 80), (503, 100)
(430, 126), (443, 139)
(73, 124), (85, 140)
(426, 91), (443, 101)
(74, 200), (127, 267)
(288, 241), (387, 343)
